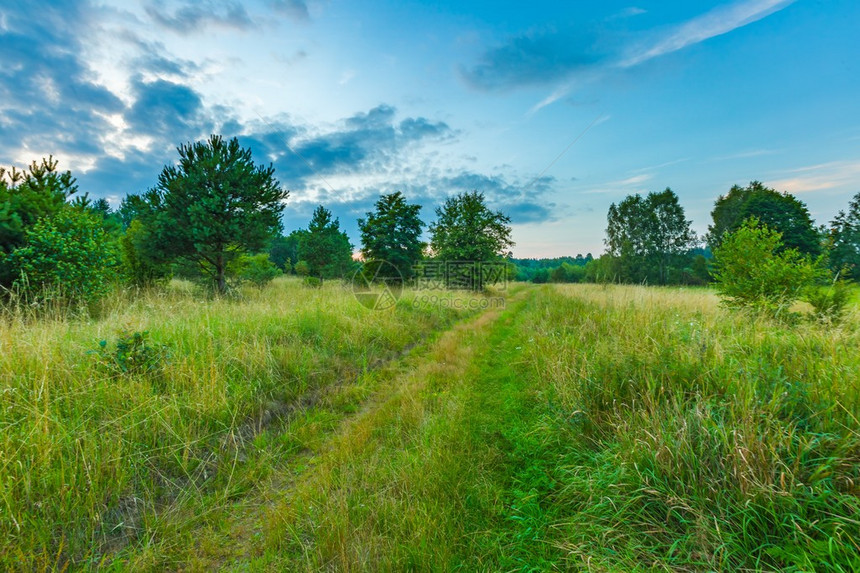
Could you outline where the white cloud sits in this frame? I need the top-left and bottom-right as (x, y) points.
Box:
(623, 0), (796, 68)
(770, 160), (860, 193)
(580, 172), (654, 195)
(531, 0), (796, 114)
(711, 148), (779, 161)
(528, 83), (573, 115)
(617, 173), (653, 186)
(338, 69), (357, 86)
(619, 7), (647, 18)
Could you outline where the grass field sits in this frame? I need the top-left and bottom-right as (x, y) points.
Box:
(2, 280), (858, 570)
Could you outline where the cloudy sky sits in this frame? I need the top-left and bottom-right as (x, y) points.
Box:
(2, 0), (859, 257)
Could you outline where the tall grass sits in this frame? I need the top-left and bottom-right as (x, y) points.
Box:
(0, 277), (474, 569)
(524, 284), (860, 570)
(256, 284), (859, 570)
(4, 281), (857, 570)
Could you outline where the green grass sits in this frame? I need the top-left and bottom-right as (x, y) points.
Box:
(516, 285), (860, 570)
(251, 283), (860, 571)
(2, 280), (859, 570)
(0, 277), (489, 570)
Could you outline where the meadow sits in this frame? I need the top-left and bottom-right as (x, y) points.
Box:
(1, 280), (858, 571)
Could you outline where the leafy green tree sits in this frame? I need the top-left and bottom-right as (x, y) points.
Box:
(298, 206), (355, 279)
(268, 231), (305, 272)
(584, 254), (616, 283)
(117, 194), (150, 230)
(690, 254), (711, 284)
(429, 191), (513, 290)
(605, 188), (696, 284)
(234, 253), (282, 288)
(532, 268), (550, 283)
(649, 189), (697, 284)
(119, 220), (172, 287)
(827, 192), (860, 278)
(712, 217), (822, 316)
(708, 181), (820, 256)
(6, 208), (119, 305)
(358, 192), (425, 280)
(429, 191), (513, 262)
(548, 262), (585, 283)
(142, 135), (288, 294)
(294, 260), (310, 277)
(0, 157), (81, 287)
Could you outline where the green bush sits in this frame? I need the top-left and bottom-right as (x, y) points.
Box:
(294, 260), (310, 277)
(712, 217), (822, 317)
(804, 277), (852, 323)
(94, 329), (169, 378)
(7, 208), (119, 306)
(235, 253), (282, 288)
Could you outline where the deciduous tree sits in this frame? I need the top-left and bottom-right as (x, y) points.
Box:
(605, 188), (696, 284)
(429, 191), (513, 290)
(429, 191), (513, 263)
(708, 181), (819, 256)
(712, 217), (821, 316)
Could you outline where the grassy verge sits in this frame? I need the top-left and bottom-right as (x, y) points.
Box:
(0, 277), (489, 569)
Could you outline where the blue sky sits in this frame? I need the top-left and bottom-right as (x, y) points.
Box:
(1, 0), (859, 257)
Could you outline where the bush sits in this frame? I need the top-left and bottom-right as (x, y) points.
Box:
(93, 329), (169, 379)
(294, 260), (310, 277)
(235, 253), (282, 288)
(712, 217), (822, 317)
(804, 277), (852, 323)
(6, 208), (119, 306)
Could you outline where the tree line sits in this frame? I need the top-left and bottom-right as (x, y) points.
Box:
(2, 133), (859, 309)
(0, 135), (514, 308)
(512, 183), (859, 289)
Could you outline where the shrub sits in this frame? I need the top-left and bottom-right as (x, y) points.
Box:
(94, 329), (169, 378)
(294, 260), (310, 277)
(235, 253), (282, 288)
(6, 208), (119, 306)
(804, 277), (852, 323)
(712, 217), (822, 316)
